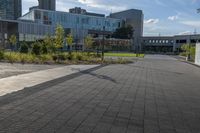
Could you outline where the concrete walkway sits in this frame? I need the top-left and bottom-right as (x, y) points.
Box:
(0, 65), (98, 96)
(1, 55), (200, 133)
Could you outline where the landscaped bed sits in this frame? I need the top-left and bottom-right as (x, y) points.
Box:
(0, 51), (134, 65)
(105, 52), (145, 58)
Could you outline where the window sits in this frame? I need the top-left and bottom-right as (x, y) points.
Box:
(35, 10), (41, 20)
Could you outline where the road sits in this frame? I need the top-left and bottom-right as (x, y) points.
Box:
(0, 55), (200, 133)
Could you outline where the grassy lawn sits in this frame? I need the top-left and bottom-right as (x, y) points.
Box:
(105, 52), (145, 58)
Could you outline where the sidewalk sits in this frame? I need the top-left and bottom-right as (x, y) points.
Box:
(0, 65), (98, 96)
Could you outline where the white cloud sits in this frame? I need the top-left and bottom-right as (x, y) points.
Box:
(180, 21), (200, 28)
(178, 31), (191, 35)
(168, 15), (178, 21)
(144, 19), (159, 24)
(74, 0), (126, 12)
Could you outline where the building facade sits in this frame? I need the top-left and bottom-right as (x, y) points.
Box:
(38, 0), (56, 11)
(0, 0), (144, 51)
(142, 36), (174, 53)
(0, 8), (122, 49)
(142, 34), (200, 53)
(69, 7), (105, 17)
(0, 0), (22, 20)
(110, 9), (144, 52)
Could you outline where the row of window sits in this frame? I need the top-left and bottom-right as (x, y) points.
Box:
(144, 39), (173, 44)
(144, 39), (200, 44)
(32, 10), (120, 31)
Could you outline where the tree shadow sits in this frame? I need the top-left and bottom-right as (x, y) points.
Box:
(81, 71), (117, 83)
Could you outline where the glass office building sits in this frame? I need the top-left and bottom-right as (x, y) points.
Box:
(0, 0), (22, 20)
(18, 9), (122, 45)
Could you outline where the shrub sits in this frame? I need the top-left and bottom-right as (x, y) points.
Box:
(4, 52), (20, 63)
(52, 54), (58, 62)
(52, 53), (67, 62)
(41, 43), (48, 54)
(58, 54), (67, 61)
(39, 54), (53, 63)
(20, 42), (29, 53)
(75, 53), (84, 61)
(180, 52), (187, 57)
(67, 53), (74, 60)
(32, 42), (41, 55)
(0, 50), (4, 60)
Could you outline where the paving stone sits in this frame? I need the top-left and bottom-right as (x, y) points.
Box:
(0, 55), (200, 133)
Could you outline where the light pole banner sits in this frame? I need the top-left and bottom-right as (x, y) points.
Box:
(195, 43), (200, 66)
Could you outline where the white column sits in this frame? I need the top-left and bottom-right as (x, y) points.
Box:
(195, 43), (200, 65)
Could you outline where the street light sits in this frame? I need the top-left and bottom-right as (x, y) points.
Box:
(101, 26), (105, 61)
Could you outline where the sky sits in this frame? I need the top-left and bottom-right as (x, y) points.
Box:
(22, 0), (200, 36)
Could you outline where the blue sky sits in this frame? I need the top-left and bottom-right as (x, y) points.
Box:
(22, 0), (200, 36)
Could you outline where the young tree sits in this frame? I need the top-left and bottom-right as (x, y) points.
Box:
(66, 34), (73, 52)
(43, 35), (55, 53)
(181, 44), (196, 61)
(9, 34), (17, 51)
(55, 25), (65, 50)
(84, 35), (94, 55)
(181, 44), (190, 56)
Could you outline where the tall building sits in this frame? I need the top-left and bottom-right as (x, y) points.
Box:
(38, 0), (56, 11)
(0, 0), (22, 20)
(69, 7), (105, 17)
(110, 9), (144, 52)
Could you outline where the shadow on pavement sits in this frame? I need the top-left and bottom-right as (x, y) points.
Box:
(81, 71), (117, 83)
(0, 65), (106, 107)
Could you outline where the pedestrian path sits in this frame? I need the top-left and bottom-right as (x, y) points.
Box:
(1, 55), (200, 133)
(0, 65), (98, 96)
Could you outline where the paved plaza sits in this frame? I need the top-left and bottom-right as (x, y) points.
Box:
(0, 55), (200, 133)
(0, 63), (62, 79)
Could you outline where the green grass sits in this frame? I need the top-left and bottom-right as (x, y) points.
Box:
(105, 52), (145, 58)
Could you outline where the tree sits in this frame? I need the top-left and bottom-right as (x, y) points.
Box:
(66, 34), (73, 51)
(181, 44), (196, 61)
(43, 35), (55, 53)
(112, 25), (134, 39)
(181, 44), (190, 56)
(55, 25), (65, 50)
(84, 35), (94, 50)
(190, 46), (196, 60)
(41, 43), (48, 54)
(84, 35), (94, 55)
(9, 34), (17, 51)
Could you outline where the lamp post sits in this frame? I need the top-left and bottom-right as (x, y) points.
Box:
(187, 34), (191, 61)
(101, 26), (105, 61)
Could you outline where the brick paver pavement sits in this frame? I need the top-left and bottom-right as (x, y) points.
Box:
(0, 55), (200, 133)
